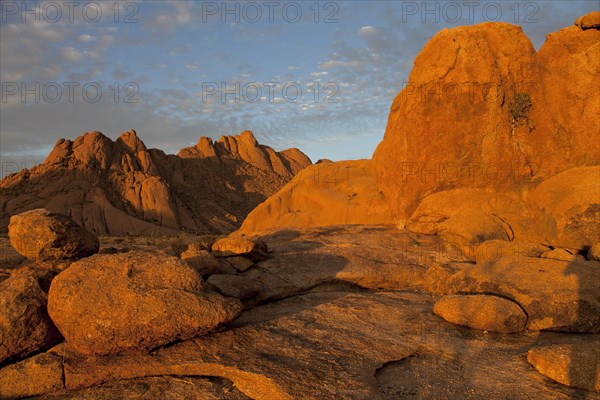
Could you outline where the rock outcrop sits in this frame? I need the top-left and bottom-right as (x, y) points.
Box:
(533, 14), (600, 177)
(1, 224), (598, 398)
(47, 251), (242, 355)
(0, 130), (311, 235)
(179, 130), (311, 179)
(237, 160), (392, 235)
(373, 19), (600, 222)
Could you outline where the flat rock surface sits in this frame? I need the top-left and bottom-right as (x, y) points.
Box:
(239, 225), (457, 303)
(2, 225), (598, 399)
(32, 290), (596, 400)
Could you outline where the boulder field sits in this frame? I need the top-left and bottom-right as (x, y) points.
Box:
(1, 222), (599, 399)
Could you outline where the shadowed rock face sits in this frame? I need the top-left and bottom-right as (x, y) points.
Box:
(372, 19), (600, 222)
(0, 130), (311, 236)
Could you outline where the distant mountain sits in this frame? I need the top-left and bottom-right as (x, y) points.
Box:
(0, 130), (312, 235)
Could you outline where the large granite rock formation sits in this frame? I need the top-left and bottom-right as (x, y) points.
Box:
(1, 130), (311, 235)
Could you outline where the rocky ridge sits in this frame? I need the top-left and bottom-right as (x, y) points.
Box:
(0, 130), (312, 236)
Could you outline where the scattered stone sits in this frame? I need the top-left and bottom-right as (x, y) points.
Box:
(188, 239), (214, 252)
(98, 247), (118, 255)
(540, 248), (580, 262)
(0, 273), (62, 364)
(8, 209), (99, 266)
(214, 259), (239, 275)
(0, 352), (64, 398)
(207, 274), (263, 300)
(181, 247), (220, 275)
(433, 294), (527, 333)
(211, 237), (268, 262)
(225, 256), (254, 272)
(47, 251), (242, 355)
(164, 242), (187, 257)
(588, 243), (600, 262)
(528, 336), (600, 391)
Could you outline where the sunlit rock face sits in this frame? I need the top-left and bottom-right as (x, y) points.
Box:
(372, 20), (599, 222)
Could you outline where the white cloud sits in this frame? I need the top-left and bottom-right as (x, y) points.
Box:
(78, 34), (95, 42)
(152, 2), (193, 26)
(60, 47), (83, 62)
(99, 34), (115, 47)
(318, 60), (363, 69)
(359, 26), (376, 37)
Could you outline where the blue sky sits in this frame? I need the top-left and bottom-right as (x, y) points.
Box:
(1, 0), (598, 175)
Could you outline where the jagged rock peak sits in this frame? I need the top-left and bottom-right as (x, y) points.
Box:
(117, 129), (147, 152)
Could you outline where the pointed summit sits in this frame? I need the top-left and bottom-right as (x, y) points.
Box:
(118, 129), (147, 152)
(239, 130), (258, 144)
